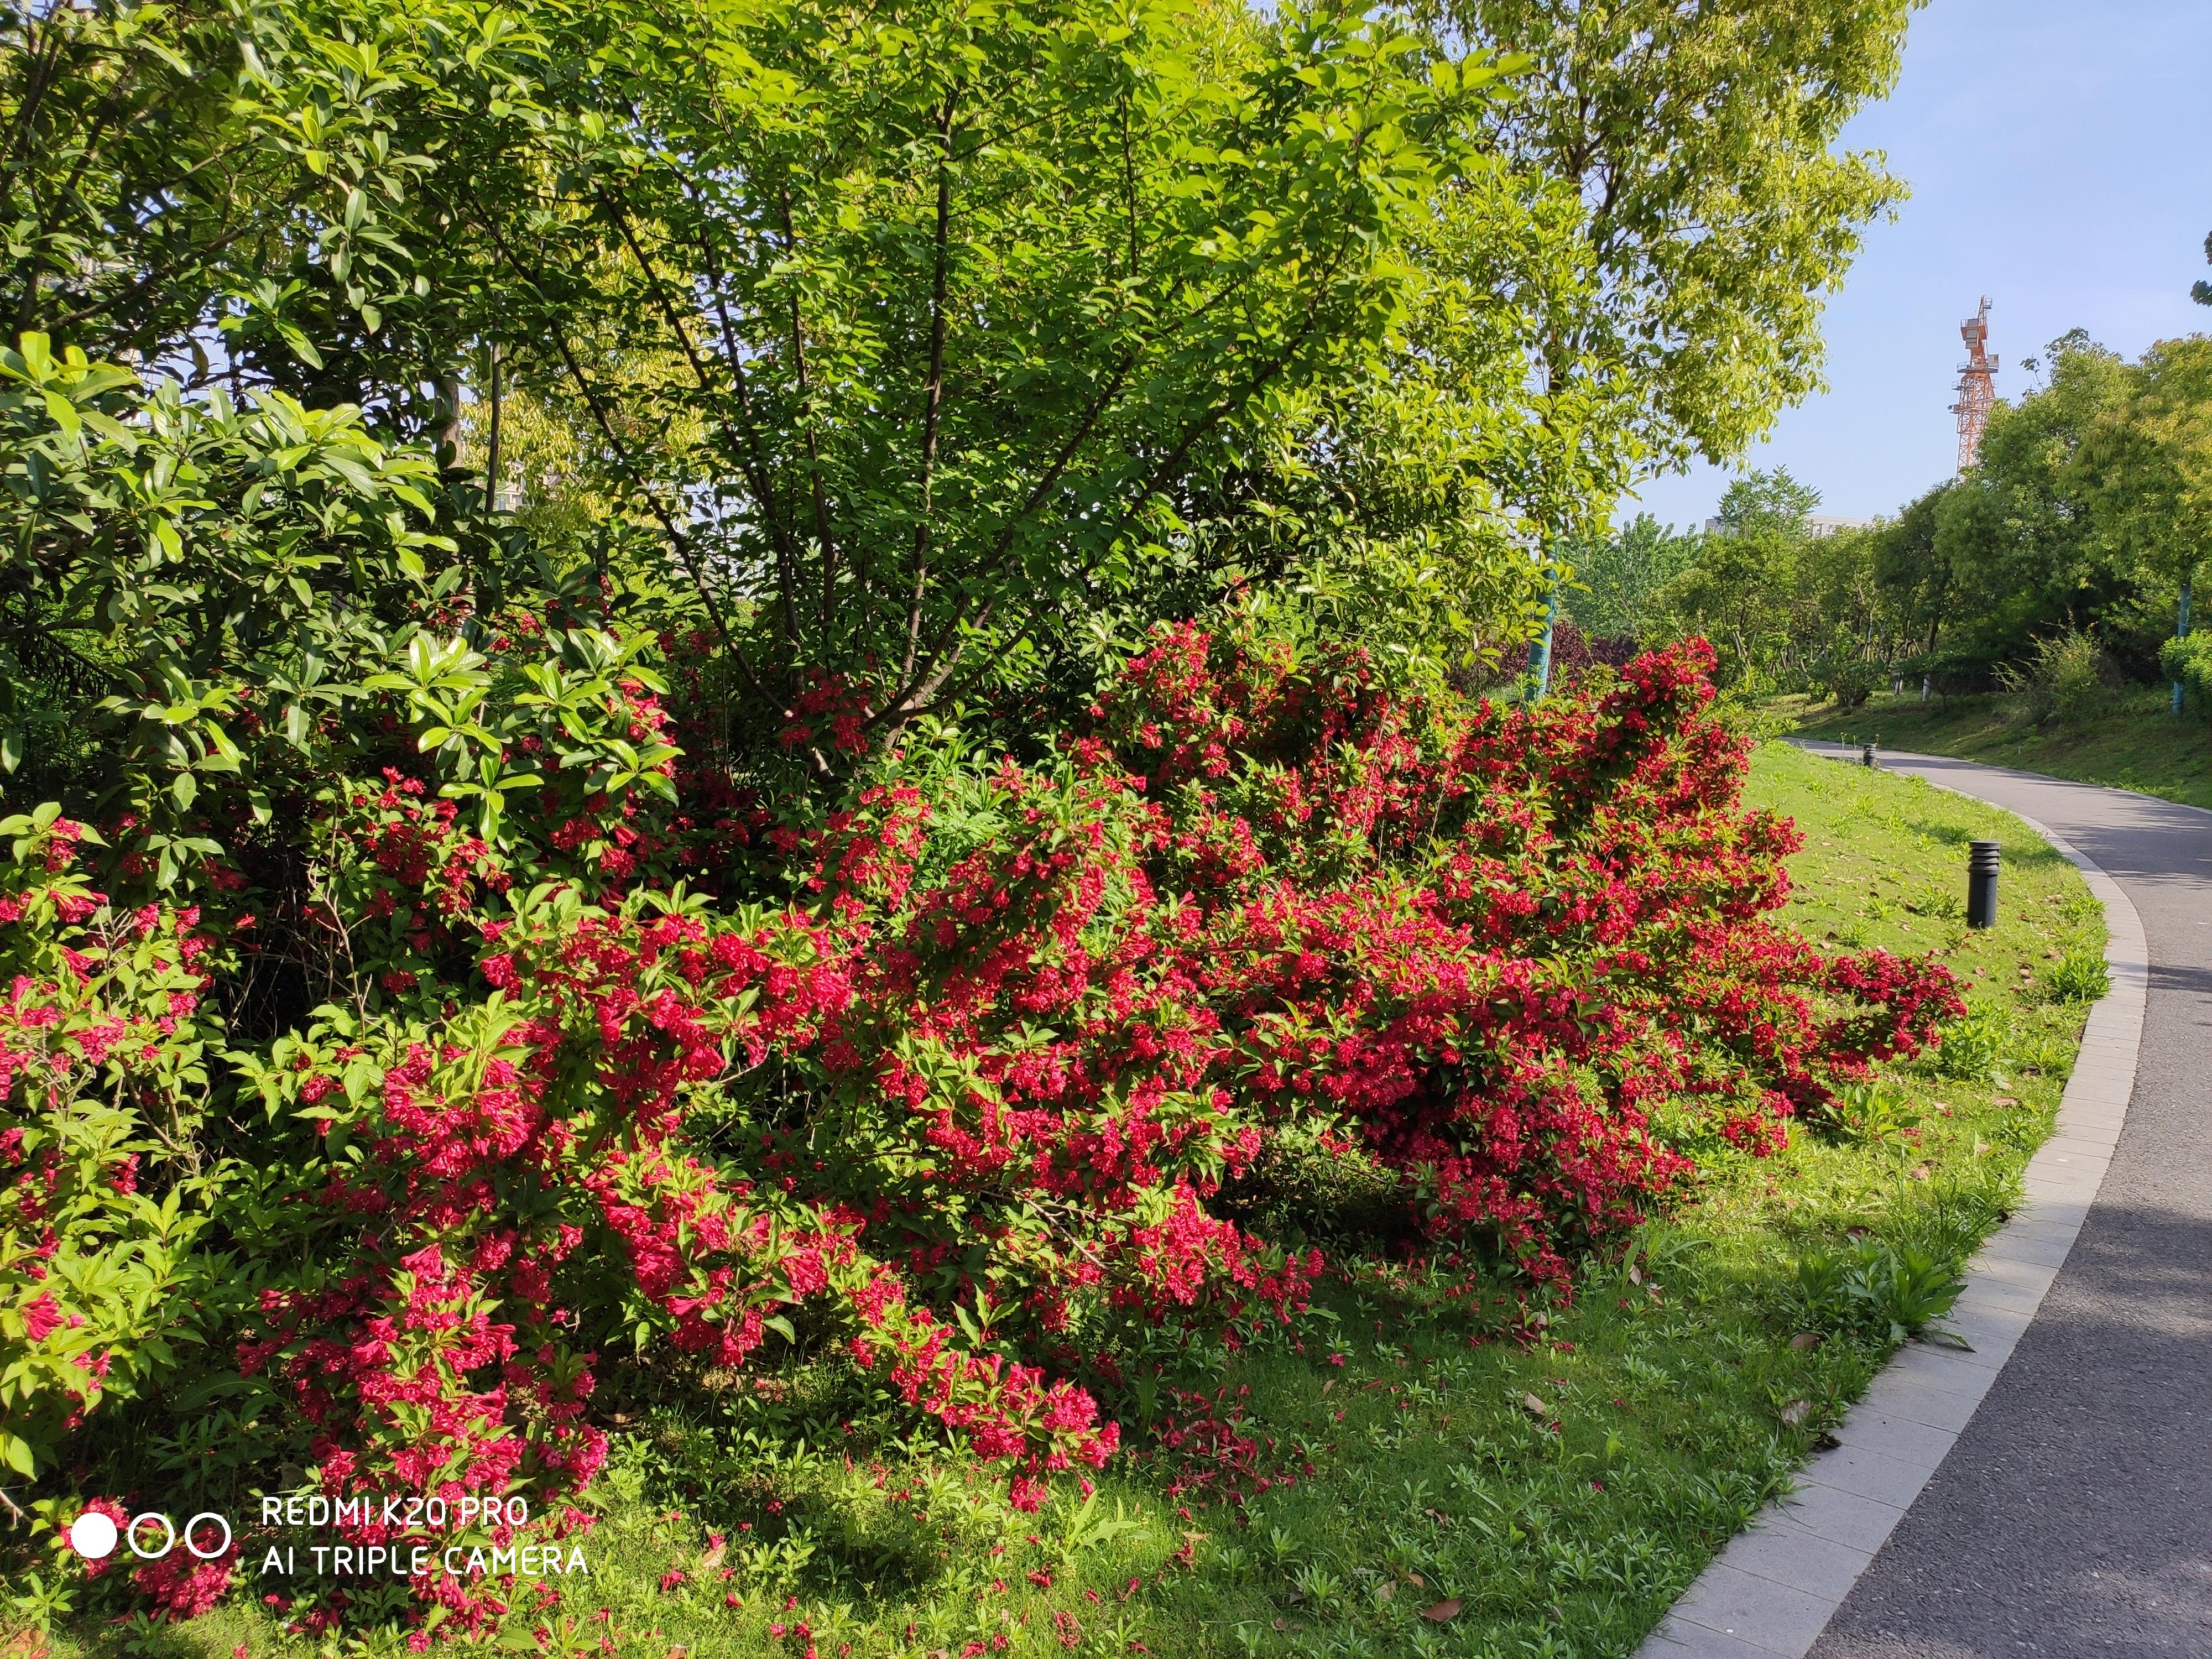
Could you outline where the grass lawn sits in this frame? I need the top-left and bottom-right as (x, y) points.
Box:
(1784, 685), (2212, 811)
(57, 745), (2107, 1659)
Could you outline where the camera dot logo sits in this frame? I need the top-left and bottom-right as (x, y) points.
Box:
(69, 1511), (119, 1560)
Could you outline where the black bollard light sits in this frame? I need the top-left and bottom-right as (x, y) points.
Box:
(1860, 742), (1876, 768)
(1966, 839), (2001, 929)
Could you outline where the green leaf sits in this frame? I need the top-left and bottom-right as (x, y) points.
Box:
(40, 388), (81, 439)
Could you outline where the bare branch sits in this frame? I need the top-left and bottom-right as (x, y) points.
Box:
(775, 187), (842, 636)
(901, 89), (959, 691)
(473, 205), (763, 701)
(607, 191), (802, 652)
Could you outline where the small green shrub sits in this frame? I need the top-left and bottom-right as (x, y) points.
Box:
(1999, 631), (2117, 726)
(1865, 1245), (1969, 1340)
(2045, 946), (2110, 1003)
(2159, 632), (2212, 714)
(1797, 1238), (1966, 1343)
(1814, 1081), (1922, 1146)
(1905, 881), (1965, 922)
(1906, 1178), (2015, 1266)
(1930, 1003), (2010, 1082)
(1816, 657), (1884, 711)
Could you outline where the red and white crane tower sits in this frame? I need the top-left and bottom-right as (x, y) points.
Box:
(1951, 297), (1998, 471)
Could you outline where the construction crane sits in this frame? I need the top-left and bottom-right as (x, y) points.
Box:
(1951, 298), (1998, 471)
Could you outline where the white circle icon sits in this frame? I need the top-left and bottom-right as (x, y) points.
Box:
(69, 1511), (118, 1560)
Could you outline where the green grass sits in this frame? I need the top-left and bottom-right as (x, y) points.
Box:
(1785, 684), (2212, 811)
(47, 745), (2106, 1659)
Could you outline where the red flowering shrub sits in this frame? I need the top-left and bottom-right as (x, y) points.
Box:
(1081, 625), (1955, 1270)
(133, 1542), (239, 1619)
(0, 806), (223, 1479)
(12, 617), (1959, 1632)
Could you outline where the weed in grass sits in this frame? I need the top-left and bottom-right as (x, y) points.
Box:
(2046, 945), (2110, 1003)
(1905, 881), (1966, 922)
(1908, 1177), (2018, 1262)
(1930, 1003), (2012, 1083)
(1797, 1237), (1968, 1345)
(1817, 1081), (1923, 1147)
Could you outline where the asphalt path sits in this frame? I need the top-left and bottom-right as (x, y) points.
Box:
(1803, 752), (2212, 1659)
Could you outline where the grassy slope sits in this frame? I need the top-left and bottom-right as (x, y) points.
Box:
(1786, 686), (2212, 812)
(70, 746), (2105, 1659)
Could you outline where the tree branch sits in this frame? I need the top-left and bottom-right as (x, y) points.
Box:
(775, 186), (842, 638)
(606, 190), (802, 652)
(900, 88), (958, 691)
(473, 206), (761, 701)
(877, 232), (1359, 733)
(483, 338), (502, 515)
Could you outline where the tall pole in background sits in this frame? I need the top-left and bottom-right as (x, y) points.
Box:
(1525, 555), (1559, 700)
(2174, 578), (2192, 716)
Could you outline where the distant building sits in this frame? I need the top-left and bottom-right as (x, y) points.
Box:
(1702, 514), (1875, 537)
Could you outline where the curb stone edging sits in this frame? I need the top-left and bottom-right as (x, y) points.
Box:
(1632, 751), (2150, 1659)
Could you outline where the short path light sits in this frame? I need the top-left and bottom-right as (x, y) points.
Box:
(1967, 840), (2001, 929)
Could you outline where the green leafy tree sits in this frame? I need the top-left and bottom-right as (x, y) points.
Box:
(0, 335), (497, 879)
(1562, 512), (1698, 639)
(1726, 469), (1893, 692)
(1656, 537), (1794, 688)
(1157, 134), (1605, 687)
(1871, 482), (1953, 656)
(1436, 0), (1920, 470)
(1846, 335), (2212, 692)
(1408, 0), (1922, 686)
(2081, 336), (2212, 703)
(3, 0), (1556, 795)
(461, 0), (1511, 764)
(1713, 467), (1820, 537)
(1926, 337), (2142, 671)
(1, 0), (552, 436)
(1648, 468), (1830, 685)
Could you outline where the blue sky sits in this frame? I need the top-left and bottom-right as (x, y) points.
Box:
(1623, 0), (2212, 533)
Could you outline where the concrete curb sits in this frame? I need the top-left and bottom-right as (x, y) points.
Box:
(1635, 752), (2150, 1659)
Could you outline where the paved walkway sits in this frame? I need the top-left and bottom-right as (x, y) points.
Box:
(1644, 751), (2212, 1659)
(1811, 756), (2212, 1658)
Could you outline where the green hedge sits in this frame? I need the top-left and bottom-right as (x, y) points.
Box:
(2159, 633), (2212, 713)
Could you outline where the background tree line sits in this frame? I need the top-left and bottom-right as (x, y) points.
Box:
(1566, 327), (2212, 714)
